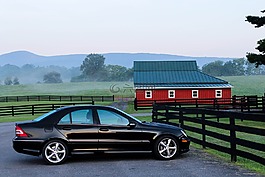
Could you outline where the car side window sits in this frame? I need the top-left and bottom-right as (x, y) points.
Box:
(97, 110), (129, 126)
(58, 109), (93, 124)
(58, 114), (71, 124)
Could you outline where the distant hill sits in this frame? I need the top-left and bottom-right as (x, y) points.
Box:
(0, 51), (235, 68)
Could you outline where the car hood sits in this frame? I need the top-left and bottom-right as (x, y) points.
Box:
(142, 121), (181, 130)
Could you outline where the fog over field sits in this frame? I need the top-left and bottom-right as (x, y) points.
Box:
(0, 51), (234, 84)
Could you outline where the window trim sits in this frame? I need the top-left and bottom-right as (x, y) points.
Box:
(168, 90), (175, 98)
(215, 90), (222, 98)
(192, 90), (198, 98)
(145, 90), (152, 99)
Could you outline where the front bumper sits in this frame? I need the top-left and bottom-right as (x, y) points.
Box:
(179, 137), (190, 153)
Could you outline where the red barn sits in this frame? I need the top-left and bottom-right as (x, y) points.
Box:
(134, 61), (232, 105)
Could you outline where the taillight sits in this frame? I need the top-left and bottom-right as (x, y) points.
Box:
(15, 125), (28, 137)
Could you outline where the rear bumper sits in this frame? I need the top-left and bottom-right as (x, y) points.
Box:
(13, 138), (44, 156)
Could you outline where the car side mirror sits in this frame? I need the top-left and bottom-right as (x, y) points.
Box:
(128, 122), (136, 128)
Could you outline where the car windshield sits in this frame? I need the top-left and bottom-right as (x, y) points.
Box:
(33, 110), (57, 122)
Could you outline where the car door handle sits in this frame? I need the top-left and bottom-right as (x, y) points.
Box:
(99, 128), (109, 131)
(62, 127), (72, 130)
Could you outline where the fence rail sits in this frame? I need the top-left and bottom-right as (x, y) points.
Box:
(152, 104), (265, 166)
(135, 95), (265, 112)
(0, 95), (115, 103)
(0, 102), (94, 117)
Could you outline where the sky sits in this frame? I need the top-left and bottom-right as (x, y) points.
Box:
(0, 0), (265, 58)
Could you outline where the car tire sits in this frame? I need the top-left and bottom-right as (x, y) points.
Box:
(42, 140), (68, 165)
(153, 136), (179, 160)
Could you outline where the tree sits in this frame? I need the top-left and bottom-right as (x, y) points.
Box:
(13, 77), (20, 85)
(246, 10), (265, 67)
(80, 54), (106, 81)
(4, 77), (13, 85)
(201, 60), (224, 76)
(43, 71), (63, 83)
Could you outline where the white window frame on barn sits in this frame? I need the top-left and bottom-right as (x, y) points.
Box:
(145, 90), (152, 99)
(168, 90), (175, 98)
(192, 90), (198, 98)
(215, 90), (222, 98)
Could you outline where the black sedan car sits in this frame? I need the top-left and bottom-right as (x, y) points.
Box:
(13, 105), (190, 165)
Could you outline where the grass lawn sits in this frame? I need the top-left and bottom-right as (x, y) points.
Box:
(220, 75), (265, 96)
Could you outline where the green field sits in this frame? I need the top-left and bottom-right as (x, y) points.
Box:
(0, 82), (134, 97)
(220, 75), (265, 96)
(0, 76), (264, 97)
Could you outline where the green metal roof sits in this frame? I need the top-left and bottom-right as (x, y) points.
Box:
(134, 60), (197, 71)
(134, 61), (232, 88)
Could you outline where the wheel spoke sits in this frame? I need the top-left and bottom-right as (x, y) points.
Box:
(160, 141), (167, 147)
(169, 146), (177, 150)
(55, 143), (59, 150)
(54, 153), (61, 162)
(159, 148), (167, 154)
(47, 146), (54, 152)
(47, 153), (54, 159)
(166, 148), (171, 156)
(166, 139), (172, 146)
(57, 149), (66, 154)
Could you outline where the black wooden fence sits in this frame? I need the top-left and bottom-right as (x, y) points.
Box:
(152, 104), (265, 166)
(0, 102), (94, 117)
(0, 95), (114, 102)
(135, 95), (265, 112)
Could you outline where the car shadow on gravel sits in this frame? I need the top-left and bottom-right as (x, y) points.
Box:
(67, 152), (189, 163)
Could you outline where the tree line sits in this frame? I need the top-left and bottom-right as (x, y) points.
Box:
(0, 54), (133, 84)
(71, 54), (133, 82)
(201, 58), (265, 76)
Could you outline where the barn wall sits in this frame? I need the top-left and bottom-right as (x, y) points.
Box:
(135, 88), (232, 101)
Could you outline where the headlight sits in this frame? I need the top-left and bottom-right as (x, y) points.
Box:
(181, 130), (187, 137)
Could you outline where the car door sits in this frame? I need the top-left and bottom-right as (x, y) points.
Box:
(96, 108), (149, 151)
(56, 108), (99, 151)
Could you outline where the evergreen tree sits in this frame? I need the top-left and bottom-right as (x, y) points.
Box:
(246, 10), (265, 67)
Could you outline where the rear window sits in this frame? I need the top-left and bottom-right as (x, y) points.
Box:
(33, 110), (57, 122)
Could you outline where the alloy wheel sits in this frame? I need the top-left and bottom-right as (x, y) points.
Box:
(43, 140), (68, 165)
(157, 137), (178, 159)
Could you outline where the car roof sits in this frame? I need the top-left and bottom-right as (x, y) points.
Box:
(56, 105), (116, 111)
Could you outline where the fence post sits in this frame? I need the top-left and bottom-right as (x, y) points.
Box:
(241, 98), (244, 112)
(202, 113), (206, 149)
(32, 105), (34, 115)
(179, 109), (184, 127)
(112, 95), (115, 101)
(165, 107), (169, 122)
(11, 106), (14, 116)
(262, 96), (265, 112)
(152, 104), (157, 122)
(232, 95), (236, 109)
(134, 99), (138, 111)
(229, 115), (237, 162)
